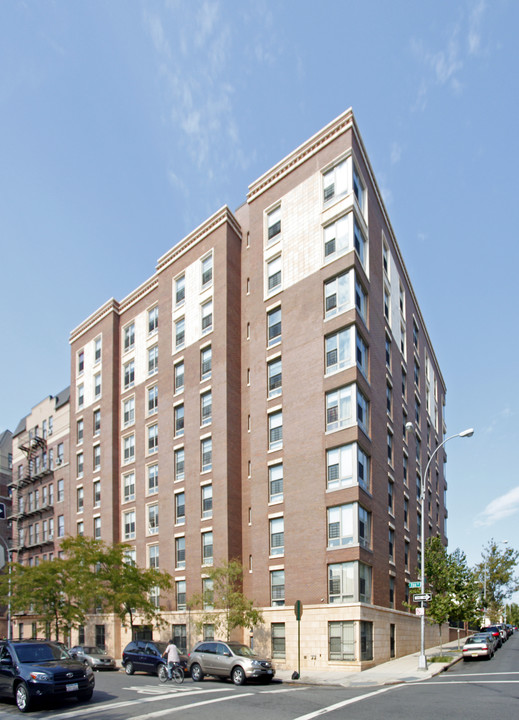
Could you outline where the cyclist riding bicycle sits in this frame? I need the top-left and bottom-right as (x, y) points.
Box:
(162, 639), (180, 680)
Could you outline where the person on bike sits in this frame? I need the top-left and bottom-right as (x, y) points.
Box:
(162, 639), (180, 679)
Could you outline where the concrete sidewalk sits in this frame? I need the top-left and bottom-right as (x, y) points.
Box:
(275, 639), (463, 687)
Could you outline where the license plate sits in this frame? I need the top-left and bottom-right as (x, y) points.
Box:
(471, 653), (479, 657)
(66, 683), (79, 692)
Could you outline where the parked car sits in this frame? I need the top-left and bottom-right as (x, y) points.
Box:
(188, 641), (275, 685)
(69, 646), (116, 670)
(122, 641), (188, 676)
(0, 640), (95, 713)
(480, 626), (503, 648)
(476, 630), (500, 653)
(462, 634), (495, 661)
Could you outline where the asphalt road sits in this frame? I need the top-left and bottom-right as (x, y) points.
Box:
(0, 634), (516, 719)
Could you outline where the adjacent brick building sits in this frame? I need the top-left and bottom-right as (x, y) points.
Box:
(9, 109), (447, 669)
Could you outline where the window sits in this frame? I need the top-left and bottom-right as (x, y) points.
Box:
(176, 581), (186, 610)
(77, 384), (84, 409)
(148, 306), (158, 335)
(328, 503), (371, 549)
(355, 278), (367, 321)
(329, 621), (354, 661)
(124, 511), (136, 540)
(271, 624), (286, 659)
(93, 481), (101, 507)
(203, 577), (214, 609)
(324, 271), (352, 318)
(148, 464), (158, 495)
(174, 405), (184, 437)
(269, 463), (283, 503)
(389, 527), (395, 561)
(77, 453), (84, 478)
(124, 361), (135, 389)
(175, 274), (185, 305)
(149, 544), (159, 569)
(384, 286), (390, 321)
(267, 206), (281, 242)
(325, 327), (353, 374)
(77, 520), (84, 536)
(94, 516), (101, 539)
(353, 162), (366, 213)
(94, 372), (101, 398)
(201, 437), (212, 472)
(94, 337), (102, 363)
(93, 444), (101, 471)
(400, 322), (406, 355)
(175, 492), (185, 525)
(267, 256), (282, 293)
(387, 430), (393, 464)
(124, 323), (135, 352)
(201, 254), (213, 287)
(326, 384), (368, 432)
(76, 487), (84, 513)
(175, 317), (185, 350)
(360, 622), (373, 661)
(388, 480), (394, 514)
(202, 531), (213, 565)
(267, 357), (282, 397)
(77, 419), (84, 444)
(201, 300), (213, 334)
(267, 307), (281, 346)
(353, 219), (367, 266)
(328, 562), (354, 603)
(201, 484), (213, 519)
(148, 385), (158, 415)
(175, 537), (186, 569)
(403, 454), (408, 486)
(123, 397), (135, 427)
(174, 361), (184, 393)
(269, 517), (284, 555)
(201, 391), (212, 426)
(270, 570), (285, 606)
(413, 320), (419, 350)
(326, 443), (369, 491)
(57, 515), (64, 538)
(93, 409), (101, 435)
(386, 383), (392, 415)
(201, 346), (212, 380)
(147, 504), (159, 535)
(324, 215), (350, 260)
(77, 351), (84, 375)
(268, 411), (283, 450)
(175, 448), (185, 481)
(148, 346), (158, 375)
(123, 472), (135, 503)
(414, 359), (420, 387)
(148, 424), (158, 454)
(323, 158), (349, 204)
(123, 435), (135, 464)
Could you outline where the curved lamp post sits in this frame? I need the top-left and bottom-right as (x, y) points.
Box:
(407, 426), (474, 671)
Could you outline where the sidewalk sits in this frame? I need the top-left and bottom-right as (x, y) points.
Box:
(275, 639), (463, 687)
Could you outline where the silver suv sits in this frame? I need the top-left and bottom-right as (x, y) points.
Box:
(187, 641), (275, 685)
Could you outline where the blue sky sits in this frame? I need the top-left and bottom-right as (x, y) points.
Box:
(1, 0), (517, 589)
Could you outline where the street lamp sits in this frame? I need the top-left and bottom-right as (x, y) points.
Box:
(409, 426), (474, 671)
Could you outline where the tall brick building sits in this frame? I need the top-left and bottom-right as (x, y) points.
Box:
(11, 109), (447, 669)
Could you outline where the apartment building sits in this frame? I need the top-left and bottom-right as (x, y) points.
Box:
(10, 109), (446, 668)
(0, 429), (13, 637)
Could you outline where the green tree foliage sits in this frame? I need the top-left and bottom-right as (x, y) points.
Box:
(189, 560), (263, 640)
(504, 603), (519, 626)
(475, 540), (519, 622)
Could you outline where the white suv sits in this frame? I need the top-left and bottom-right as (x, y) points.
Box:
(187, 641), (275, 685)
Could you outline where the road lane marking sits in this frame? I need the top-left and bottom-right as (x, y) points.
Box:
(291, 684), (404, 720)
(129, 691), (254, 719)
(438, 671), (519, 677)
(429, 680), (519, 684)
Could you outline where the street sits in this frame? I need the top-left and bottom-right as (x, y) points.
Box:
(0, 634), (516, 719)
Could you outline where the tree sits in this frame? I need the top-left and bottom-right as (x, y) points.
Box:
(189, 560), (263, 640)
(505, 603), (519, 627)
(475, 540), (519, 622)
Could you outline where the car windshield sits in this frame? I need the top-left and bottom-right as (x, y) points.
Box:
(15, 643), (69, 663)
(228, 643), (256, 657)
(83, 646), (106, 655)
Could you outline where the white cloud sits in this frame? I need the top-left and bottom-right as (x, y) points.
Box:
(468, 0), (486, 55)
(390, 142), (402, 165)
(474, 485), (519, 527)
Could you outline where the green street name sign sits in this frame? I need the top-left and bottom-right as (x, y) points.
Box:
(409, 581), (421, 589)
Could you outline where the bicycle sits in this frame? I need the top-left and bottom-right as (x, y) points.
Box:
(158, 663), (184, 684)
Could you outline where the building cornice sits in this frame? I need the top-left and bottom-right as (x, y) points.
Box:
(69, 298), (120, 344)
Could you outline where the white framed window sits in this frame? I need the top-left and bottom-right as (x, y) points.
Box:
(202, 531), (213, 565)
(325, 327), (353, 374)
(94, 336), (102, 364)
(174, 361), (184, 393)
(147, 464), (158, 495)
(77, 350), (85, 375)
(353, 162), (366, 215)
(76, 486), (84, 513)
(148, 345), (158, 375)
(123, 322), (135, 352)
(353, 219), (367, 267)
(175, 491), (185, 525)
(268, 410), (283, 450)
(175, 317), (185, 350)
(77, 520), (84, 536)
(123, 434), (135, 464)
(174, 404), (184, 437)
(94, 516), (101, 539)
(124, 510), (136, 540)
(267, 206), (281, 243)
(77, 419), (84, 444)
(356, 333), (368, 375)
(77, 383), (84, 409)
(175, 448), (185, 481)
(271, 623), (286, 658)
(324, 270), (354, 318)
(267, 255), (282, 294)
(124, 361), (135, 389)
(175, 536), (186, 569)
(175, 274), (185, 306)
(328, 561), (372, 604)
(93, 444), (101, 471)
(149, 544), (159, 569)
(201, 254), (213, 288)
(201, 437), (212, 472)
(267, 307), (282, 346)
(94, 372), (101, 398)
(270, 569), (285, 606)
(201, 299), (213, 334)
(201, 346), (212, 380)
(123, 397), (135, 427)
(57, 515), (65, 538)
(267, 357), (282, 397)
(355, 278), (367, 321)
(148, 306), (158, 335)
(57, 479), (64, 502)
(327, 503), (371, 548)
(201, 484), (213, 519)
(77, 452), (84, 478)
(123, 472), (135, 503)
(323, 157), (349, 204)
(269, 463), (283, 503)
(93, 480), (101, 507)
(147, 424), (158, 454)
(147, 504), (159, 535)
(269, 517), (284, 556)
(200, 391), (212, 426)
(176, 580), (186, 610)
(324, 215), (350, 260)
(93, 408), (101, 435)
(148, 385), (158, 415)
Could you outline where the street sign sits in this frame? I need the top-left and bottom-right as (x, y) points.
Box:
(409, 581), (421, 589)
(294, 600), (303, 620)
(412, 593), (432, 602)
(415, 607), (425, 616)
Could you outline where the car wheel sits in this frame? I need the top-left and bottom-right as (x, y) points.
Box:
(15, 682), (31, 713)
(231, 666), (246, 685)
(77, 688), (94, 702)
(190, 663), (204, 682)
(125, 661), (135, 675)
